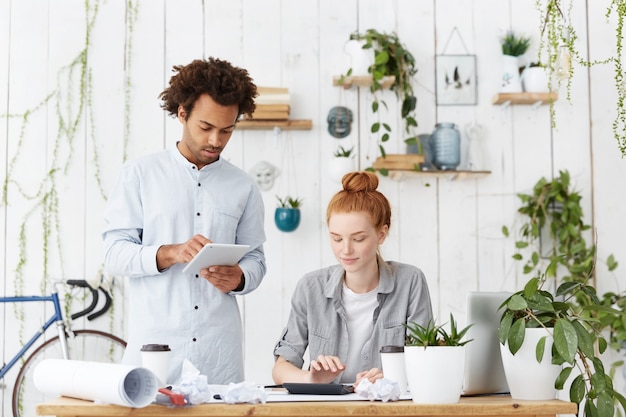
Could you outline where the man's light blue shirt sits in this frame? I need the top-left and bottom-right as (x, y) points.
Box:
(103, 145), (266, 384)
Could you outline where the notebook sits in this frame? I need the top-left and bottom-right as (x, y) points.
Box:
(462, 291), (511, 396)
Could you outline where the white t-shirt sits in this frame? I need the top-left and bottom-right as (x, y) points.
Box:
(341, 284), (379, 382)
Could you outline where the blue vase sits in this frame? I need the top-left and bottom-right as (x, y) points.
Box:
(275, 208), (301, 232)
(431, 122), (460, 170)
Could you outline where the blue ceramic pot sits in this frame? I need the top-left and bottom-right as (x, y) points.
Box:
(275, 208), (301, 232)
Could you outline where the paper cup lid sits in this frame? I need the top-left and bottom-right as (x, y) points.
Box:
(140, 344), (170, 352)
(380, 345), (404, 353)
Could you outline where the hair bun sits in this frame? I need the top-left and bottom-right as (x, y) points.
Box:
(342, 171), (379, 193)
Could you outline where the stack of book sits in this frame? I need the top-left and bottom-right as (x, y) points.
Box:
(247, 87), (291, 120)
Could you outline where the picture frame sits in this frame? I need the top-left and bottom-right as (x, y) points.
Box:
(435, 55), (477, 105)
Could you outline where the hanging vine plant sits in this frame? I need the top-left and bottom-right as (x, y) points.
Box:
(1, 0), (137, 341)
(537, 0), (626, 155)
(340, 29), (419, 174)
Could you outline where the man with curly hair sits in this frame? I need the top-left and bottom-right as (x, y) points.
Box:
(103, 58), (266, 385)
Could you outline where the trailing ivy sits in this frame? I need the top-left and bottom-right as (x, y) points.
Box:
(1, 0), (137, 346)
(537, 0), (626, 155)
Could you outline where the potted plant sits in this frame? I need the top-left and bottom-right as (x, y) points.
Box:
(499, 30), (531, 93)
(274, 196), (303, 232)
(404, 313), (472, 404)
(328, 146), (355, 182)
(340, 29), (419, 175)
(498, 264), (626, 415)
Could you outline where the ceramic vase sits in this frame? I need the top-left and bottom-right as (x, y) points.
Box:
(274, 208), (301, 232)
(500, 327), (561, 400)
(405, 345), (465, 404)
(522, 67), (549, 93)
(500, 54), (523, 93)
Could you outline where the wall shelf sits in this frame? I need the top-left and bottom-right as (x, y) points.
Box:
(381, 169), (491, 182)
(492, 92), (558, 105)
(236, 119), (312, 130)
(332, 75), (395, 89)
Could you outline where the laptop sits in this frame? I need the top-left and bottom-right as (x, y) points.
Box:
(462, 291), (511, 396)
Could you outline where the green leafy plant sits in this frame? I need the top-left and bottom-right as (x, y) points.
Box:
(276, 195), (303, 209)
(333, 146), (354, 158)
(500, 30), (531, 56)
(405, 313), (473, 347)
(502, 170), (626, 416)
(502, 170), (618, 288)
(341, 29), (419, 174)
(498, 264), (626, 417)
(502, 170), (622, 343)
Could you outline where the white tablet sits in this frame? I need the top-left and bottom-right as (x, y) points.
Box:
(182, 243), (250, 275)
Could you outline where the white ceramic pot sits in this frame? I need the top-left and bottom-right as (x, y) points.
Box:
(500, 54), (523, 93)
(405, 345), (465, 404)
(522, 67), (550, 93)
(328, 157), (355, 182)
(500, 327), (561, 400)
(344, 39), (373, 76)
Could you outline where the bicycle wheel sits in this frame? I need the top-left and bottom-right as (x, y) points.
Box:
(12, 329), (126, 417)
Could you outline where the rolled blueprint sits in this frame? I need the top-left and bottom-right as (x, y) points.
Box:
(34, 359), (158, 408)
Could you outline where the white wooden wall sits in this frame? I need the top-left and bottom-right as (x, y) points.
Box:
(2, 0), (626, 414)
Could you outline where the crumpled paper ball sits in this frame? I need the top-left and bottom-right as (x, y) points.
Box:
(355, 378), (400, 402)
(222, 381), (268, 404)
(171, 359), (213, 404)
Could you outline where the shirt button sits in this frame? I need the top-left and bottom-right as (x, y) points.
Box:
(196, 212), (200, 216)
(194, 305), (199, 310)
(197, 183), (201, 187)
(192, 338), (197, 342)
(362, 355), (368, 360)
(195, 274), (199, 278)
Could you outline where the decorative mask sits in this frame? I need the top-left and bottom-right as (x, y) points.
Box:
(327, 106), (353, 139)
(249, 161), (280, 191)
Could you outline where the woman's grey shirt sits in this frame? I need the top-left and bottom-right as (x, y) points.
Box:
(273, 260), (433, 382)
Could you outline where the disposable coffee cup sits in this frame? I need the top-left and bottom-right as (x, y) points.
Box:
(380, 345), (407, 393)
(140, 344), (171, 387)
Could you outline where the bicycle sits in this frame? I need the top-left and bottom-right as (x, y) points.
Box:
(0, 279), (126, 417)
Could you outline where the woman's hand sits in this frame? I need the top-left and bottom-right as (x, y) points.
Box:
(354, 367), (383, 386)
(308, 355), (346, 383)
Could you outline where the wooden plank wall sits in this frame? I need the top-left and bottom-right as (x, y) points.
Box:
(2, 0), (626, 413)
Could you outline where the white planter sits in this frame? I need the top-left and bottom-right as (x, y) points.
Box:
(344, 39), (373, 76)
(500, 54), (523, 93)
(405, 345), (465, 404)
(522, 67), (550, 93)
(500, 327), (561, 400)
(328, 157), (355, 182)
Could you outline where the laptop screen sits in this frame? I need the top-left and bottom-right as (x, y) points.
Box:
(462, 291), (511, 396)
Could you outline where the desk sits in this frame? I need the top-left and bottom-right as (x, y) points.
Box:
(37, 395), (578, 417)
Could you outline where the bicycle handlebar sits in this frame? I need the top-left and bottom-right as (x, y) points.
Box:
(67, 279), (113, 321)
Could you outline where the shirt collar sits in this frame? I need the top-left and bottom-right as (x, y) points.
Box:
(170, 142), (224, 171)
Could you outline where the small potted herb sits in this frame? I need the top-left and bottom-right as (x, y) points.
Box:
(404, 314), (472, 404)
(329, 146), (356, 182)
(274, 196), (303, 232)
(499, 30), (531, 93)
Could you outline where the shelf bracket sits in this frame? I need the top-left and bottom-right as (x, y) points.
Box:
(531, 100), (543, 111)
